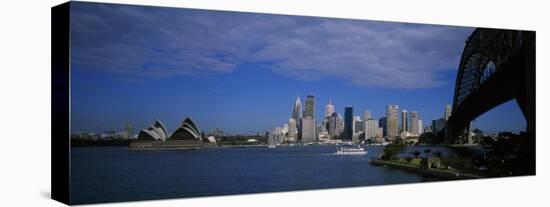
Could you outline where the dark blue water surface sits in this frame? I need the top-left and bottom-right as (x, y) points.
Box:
(71, 145), (443, 204)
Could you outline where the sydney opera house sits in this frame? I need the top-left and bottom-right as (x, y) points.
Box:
(130, 117), (217, 149)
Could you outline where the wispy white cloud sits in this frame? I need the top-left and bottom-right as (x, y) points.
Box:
(71, 2), (474, 89)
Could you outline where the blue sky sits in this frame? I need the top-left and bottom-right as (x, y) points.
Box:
(69, 2), (526, 135)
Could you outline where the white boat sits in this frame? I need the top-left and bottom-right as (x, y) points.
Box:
(335, 145), (368, 155)
(268, 145), (276, 148)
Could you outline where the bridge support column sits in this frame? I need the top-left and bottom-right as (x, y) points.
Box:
(445, 121), (471, 145)
(515, 32), (536, 136)
(467, 122), (473, 145)
(445, 120), (473, 145)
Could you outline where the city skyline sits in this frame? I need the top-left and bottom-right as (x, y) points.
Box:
(72, 91), (526, 135)
(70, 2), (526, 135)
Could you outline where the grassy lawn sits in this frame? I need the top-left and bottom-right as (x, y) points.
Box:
(395, 158), (422, 166)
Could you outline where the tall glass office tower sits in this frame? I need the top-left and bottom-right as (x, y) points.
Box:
(386, 105), (399, 139)
(303, 94), (315, 118)
(291, 96), (302, 121)
(344, 106), (354, 140)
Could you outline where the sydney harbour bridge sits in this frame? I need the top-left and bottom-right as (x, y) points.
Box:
(445, 28), (535, 144)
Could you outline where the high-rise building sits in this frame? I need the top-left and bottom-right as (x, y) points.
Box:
(291, 96), (303, 141)
(275, 127), (283, 144)
(362, 110), (371, 140)
(418, 120), (423, 135)
(338, 114), (344, 135)
(282, 124), (289, 135)
(401, 110), (408, 133)
(315, 124), (320, 141)
(328, 112), (344, 139)
(375, 128), (383, 141)
(287, 118), (297, 143)
(409, 111), (419, 136)
(365, 119), (379, 140)
(328, 112), (339, 139)
(301, 117), (316, 143)
(303, 94), (315, 119)
(291, 96), (302, 121)
(344, 106), (354, 140)
(386, 105), (399, 139)
(325, 98), (335, 118)
(321, 118), (330, 133)
(363, 110), (371, 121)
(354, 116), (364, 132)
(353, 116), (363, 141)
(379, 117), (387, 137)
(445, 104), (452, 121)
(432, 118), (446, 132)
(269, 127), (284, 146)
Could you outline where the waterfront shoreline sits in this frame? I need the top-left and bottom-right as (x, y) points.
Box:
(370, 159), (485, 180)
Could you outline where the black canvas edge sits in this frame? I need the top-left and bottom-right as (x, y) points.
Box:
(49, 1), (537, 205)
(52, 2), (71, 205)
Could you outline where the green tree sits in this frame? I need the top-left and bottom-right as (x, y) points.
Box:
(411, 150), (421, 158)
(424, 149), (432, 157)
(418, 131), (444, 145)
(405, 157), (413, 163)
(382, 144), (405, 160)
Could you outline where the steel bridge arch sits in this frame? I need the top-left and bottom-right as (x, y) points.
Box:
(446, 28), (535, 144)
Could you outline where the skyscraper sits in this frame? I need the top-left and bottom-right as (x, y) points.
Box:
(445, 104), (452, 121)
(269, 127), (283, 145)
(363, 110), (371, 121)
(338, 114), (344, 135)
(365, 119), (379, 140)
(325, 98), (334, 118)
(379, 116), (387, 137)
(287, 118), (297, 143)
(418, 120), (423, 135)
(353, 116), (363, 141)
(301, 117), (316, 143)
(344, 106), (354, 140)
(282, 124), (289, 135)
(363, 110), (371, 140)
(299, 94), (316, 143)
(432, 118), (446, 133)
(328, 112), (340, 139)
(354, 116), (363, 131)
(386, 105), (399, 138)
(303, 94), (315, 119)
(401, 110), (408, 133)
(409, 111), (419, 136)
(375, 128), (383, 141)
(291, 96), (302, 121)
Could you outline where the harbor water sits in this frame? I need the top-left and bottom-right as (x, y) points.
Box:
(71, 145), (445, 204)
